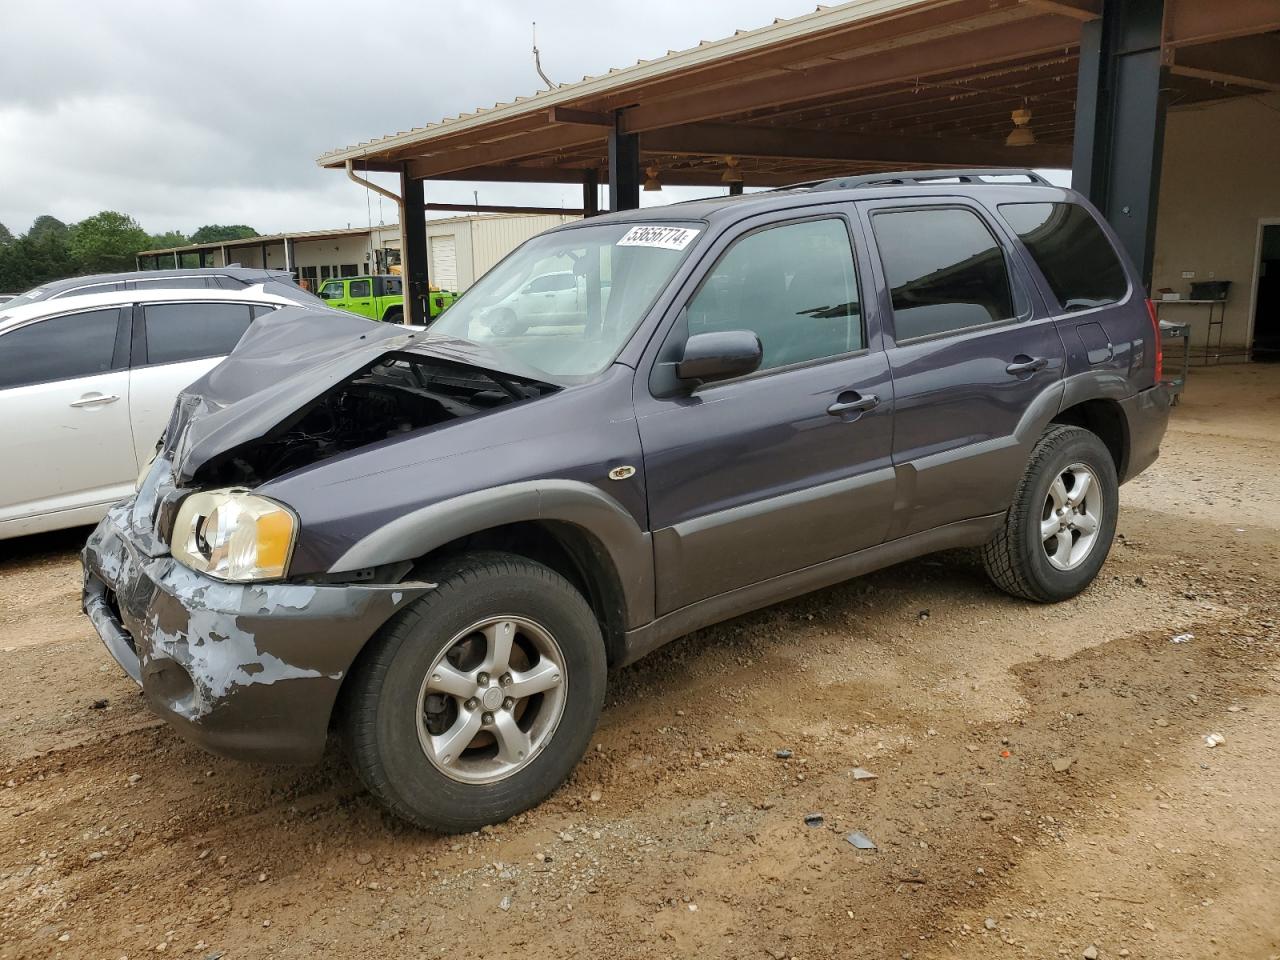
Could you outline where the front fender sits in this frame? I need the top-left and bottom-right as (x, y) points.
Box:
(329, 479), (655, 627)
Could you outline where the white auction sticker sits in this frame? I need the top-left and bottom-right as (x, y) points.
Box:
(616, 225), (701, 250)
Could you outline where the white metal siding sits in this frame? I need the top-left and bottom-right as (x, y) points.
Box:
(471, 215), (578, 281)
(430, 235), (459, 291)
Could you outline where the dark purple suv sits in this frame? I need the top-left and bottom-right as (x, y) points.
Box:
(82, 170), (1170, 831)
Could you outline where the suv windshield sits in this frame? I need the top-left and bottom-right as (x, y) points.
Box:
(431, 221), (702, 378)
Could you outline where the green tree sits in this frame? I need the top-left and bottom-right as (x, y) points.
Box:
(149, 229), (190, 249)
(190, 224), (258, 244)
(27, 215), (69, 243)
(0, 215), (75, 290)
(0, 222), (13, 246)
(69, 211), (150, 273)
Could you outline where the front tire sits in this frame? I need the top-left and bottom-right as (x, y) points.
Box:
(982, 425), (1119, 602)
(343, 551), (606, 832)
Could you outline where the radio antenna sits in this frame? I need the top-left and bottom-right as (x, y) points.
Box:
(533, 22), (555, 90)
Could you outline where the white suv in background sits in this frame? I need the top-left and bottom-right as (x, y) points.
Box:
(0, 286), (303, 539)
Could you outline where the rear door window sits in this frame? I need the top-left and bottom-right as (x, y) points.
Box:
(871, 206), (1014, 341)
(0, 309), (121, 389)
(998, 201), (1129, 310)
(141, 302), (253, 365)
(349, 279), (372, 298)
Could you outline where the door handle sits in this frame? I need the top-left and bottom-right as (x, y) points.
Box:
(1005, 356), (1048, 376)
(70, 393), (120, 408)
(827, 392), (880, 416)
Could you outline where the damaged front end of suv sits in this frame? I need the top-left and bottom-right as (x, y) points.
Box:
(81, 215), (702, 831)
(82, 306), (568, 763)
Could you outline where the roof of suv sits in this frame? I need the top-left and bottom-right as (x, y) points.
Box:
(560, 169), (1073, 229)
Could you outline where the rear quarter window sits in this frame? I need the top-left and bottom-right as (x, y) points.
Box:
(998, 202), (1128, 311)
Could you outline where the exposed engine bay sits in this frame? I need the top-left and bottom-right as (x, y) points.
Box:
(196, 353), (555, 486)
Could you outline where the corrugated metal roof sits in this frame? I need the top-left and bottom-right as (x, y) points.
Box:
(137, 213), (551, 256)
(315, 0), (927, 167)
(138, 227), (372, 256)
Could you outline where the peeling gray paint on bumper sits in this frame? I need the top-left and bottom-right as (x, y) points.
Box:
(81, 502), (432, 764)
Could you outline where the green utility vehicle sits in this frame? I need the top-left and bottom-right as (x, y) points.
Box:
(317, 274), (457, 324)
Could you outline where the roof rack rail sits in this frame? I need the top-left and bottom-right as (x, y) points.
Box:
(796, 168), (1051, 192)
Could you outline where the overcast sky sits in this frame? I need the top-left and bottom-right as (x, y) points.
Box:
(0, 0), (856, 237)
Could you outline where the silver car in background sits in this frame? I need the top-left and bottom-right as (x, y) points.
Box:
(0, 284), (314, 539)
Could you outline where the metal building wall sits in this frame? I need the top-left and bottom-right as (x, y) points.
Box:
(427, 220), (474, 290)
(470, 214), (579, 284)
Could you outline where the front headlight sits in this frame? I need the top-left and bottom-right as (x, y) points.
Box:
(171, 489), (297, 582)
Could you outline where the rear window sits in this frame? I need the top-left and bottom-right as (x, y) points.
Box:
(142, 302), (253, 364)
(998, 202), (1128, 311)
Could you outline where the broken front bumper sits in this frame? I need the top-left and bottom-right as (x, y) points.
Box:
(81, 502), (429, 764)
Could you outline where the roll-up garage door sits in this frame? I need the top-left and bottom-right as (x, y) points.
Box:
(430, 235), (458, 292)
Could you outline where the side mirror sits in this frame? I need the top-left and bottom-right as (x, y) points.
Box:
(676, 330), (762, 385)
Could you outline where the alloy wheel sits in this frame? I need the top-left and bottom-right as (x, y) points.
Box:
(1040, 461), (1102, 571)
(416, 616), (567, 784)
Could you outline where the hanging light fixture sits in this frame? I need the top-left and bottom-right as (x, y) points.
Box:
(1005, 106), (1036, 147)
(720, 156), (744, 184)
(643, 165), (663, 191)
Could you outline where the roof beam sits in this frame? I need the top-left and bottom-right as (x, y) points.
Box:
(619, 16), (1084, 134)
(1168, 34), (1280, 92)
(748, 55), (1080, 128)
(425, 202), (585, 216)
(641, 121), (1072, 168)
(406, 124), (609, 178)
(1164, 0), (1280, 48)
(547, 106), (614, 126)
(421, 164), (802, 188)
(1016, 0), (1099, 22)
(415, 164), (598, 184)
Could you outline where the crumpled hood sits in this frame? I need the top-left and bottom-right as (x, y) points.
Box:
(164, 306), (551, 484)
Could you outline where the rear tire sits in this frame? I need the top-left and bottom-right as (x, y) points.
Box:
(343, 551), (606, 832)
(383, 307), (404, 324)
(982, 425), (1118, 603)
(488, 308), (526, 337)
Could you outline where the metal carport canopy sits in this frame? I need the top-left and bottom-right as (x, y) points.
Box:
(316, 0), (1277, 189)
(316, 0), (1280, 323)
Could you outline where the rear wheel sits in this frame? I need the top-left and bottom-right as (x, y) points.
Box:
(982, 425), (1118, 602)
(383, 307), (404, 324)
(488, 308), (526, 337)
(343, 551), (606, 832)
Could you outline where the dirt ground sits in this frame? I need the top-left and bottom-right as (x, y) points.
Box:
(2, 365), (1277, 960)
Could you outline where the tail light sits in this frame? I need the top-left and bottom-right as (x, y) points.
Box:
(1145, 298), (1163, 384)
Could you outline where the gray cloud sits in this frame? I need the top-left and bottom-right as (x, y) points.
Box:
(0, 0), (829, 236)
